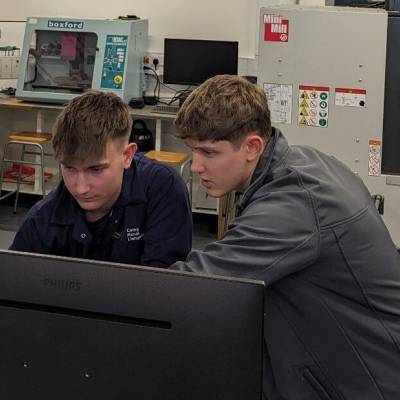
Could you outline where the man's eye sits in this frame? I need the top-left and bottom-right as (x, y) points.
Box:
(90, 167), (104, 173)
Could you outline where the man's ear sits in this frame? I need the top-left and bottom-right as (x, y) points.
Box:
(123, 142), (138, 168)
(244, 134), (265, 162)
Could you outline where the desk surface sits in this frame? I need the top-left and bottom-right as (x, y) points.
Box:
(0, 96), (63, 111)
(0, 96), (177, 120)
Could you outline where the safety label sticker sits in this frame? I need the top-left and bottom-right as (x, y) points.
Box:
(263, 14), (289, 43)
(335, 88), (366, 108)
(368, 140), (381, 176)
(263, 83), (292, 124)
(298, 85), (329, 128)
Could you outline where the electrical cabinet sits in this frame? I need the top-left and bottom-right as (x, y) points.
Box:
(258, 6), (400, 246)
(382, 13), (400, 175)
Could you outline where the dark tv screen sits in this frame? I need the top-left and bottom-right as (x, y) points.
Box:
(0, 249), (264, 399)
(163, 38), (238, 86)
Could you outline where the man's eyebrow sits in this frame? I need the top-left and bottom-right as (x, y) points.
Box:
(193, 144), (218, 151)
(60, 161), (109, 168)
(88, 162), (109, 168)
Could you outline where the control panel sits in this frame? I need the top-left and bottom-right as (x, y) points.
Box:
(101, 34), (128, 90)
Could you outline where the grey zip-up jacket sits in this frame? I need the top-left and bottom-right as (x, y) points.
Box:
(171, 128), (400, 399)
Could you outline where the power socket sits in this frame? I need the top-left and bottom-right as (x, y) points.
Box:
(152, 58), (159, 69)
(0, 56), (19, 79)
(11, 57), (19, 78)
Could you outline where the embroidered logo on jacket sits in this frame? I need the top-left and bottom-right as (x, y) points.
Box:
(126, 227), (144, 242)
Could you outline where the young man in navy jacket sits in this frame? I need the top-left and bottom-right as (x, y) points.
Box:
(11, 90), (192, 268)
(171, 75), (400, 399)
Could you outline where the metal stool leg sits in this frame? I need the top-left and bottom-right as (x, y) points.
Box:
(0, 143), (8, 195)
(0, 147), (4, 195)
(180, 158), (193, 203)
(0, 142), (17, 202)
(13, 144), (26, 213)
(39, 145), (45, 198)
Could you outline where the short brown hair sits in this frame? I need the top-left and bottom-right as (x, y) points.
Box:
(52, 90), (132, 162)
(174, 75), (272, 145)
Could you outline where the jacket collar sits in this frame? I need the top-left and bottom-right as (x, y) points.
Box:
(49, 185), (92, 243)
(118, 159), (148, 207)
(237, 127), (290, 212)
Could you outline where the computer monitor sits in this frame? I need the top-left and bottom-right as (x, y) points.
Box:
(163, 38), (239, 86)
(0, 249), (264, 399)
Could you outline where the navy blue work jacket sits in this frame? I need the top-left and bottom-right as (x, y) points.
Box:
(10, 156), (192, 268)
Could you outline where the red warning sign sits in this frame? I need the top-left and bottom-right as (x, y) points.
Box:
(263, 14), (289, 43)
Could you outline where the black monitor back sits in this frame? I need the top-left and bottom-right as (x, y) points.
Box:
(0, 250), (264, 400)
(163, 38), (238, 86)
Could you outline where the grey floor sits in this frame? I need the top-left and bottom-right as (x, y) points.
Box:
(0, 229), (14, 248)
(0, 193), (217, 251)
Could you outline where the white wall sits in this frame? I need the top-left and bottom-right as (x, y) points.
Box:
(0, 0), (324, 88)
(1, 0), (258, 58)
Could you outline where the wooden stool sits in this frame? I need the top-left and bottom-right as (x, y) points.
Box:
(0, 131), (52, 213)
(145, 150), (192, 200)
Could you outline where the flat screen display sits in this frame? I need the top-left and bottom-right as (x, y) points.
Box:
(163, 38), (238, 86)
(0, 249), (264, 400)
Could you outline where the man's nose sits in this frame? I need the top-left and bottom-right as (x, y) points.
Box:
(191, 155), (205, 174)
(74, 173), (90, 194)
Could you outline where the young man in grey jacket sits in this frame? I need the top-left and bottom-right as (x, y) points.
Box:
(170, 75), (400, 399)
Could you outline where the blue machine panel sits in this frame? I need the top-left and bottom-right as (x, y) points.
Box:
(101, 35), (128, 90)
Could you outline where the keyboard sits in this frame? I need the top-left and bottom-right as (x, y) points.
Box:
(152, 104), (180, 114)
